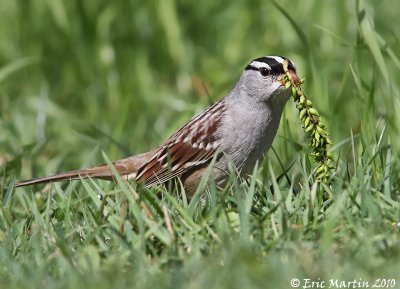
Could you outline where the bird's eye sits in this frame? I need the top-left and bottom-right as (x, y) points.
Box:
(259, 67), (270, 77)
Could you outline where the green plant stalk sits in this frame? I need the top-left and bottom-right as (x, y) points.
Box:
(282, 60), (334, 183)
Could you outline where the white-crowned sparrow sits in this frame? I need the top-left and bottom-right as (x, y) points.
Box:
(15, 56), (299, 196)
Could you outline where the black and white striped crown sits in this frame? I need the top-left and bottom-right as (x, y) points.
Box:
(245, 56), (296, 74)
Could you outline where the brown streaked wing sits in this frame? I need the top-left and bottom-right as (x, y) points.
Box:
(135, 100), (225, 187)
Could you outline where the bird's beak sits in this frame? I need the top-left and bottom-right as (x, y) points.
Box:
(278, 69), (300, 87)
(289, 69), (300, 86)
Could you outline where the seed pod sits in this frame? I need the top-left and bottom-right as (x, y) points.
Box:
(308, 108), (319, 116)
(306, 100), (313, 107)
(316, 165), (325, 174)
(304, 117), (311, 127)
(316, 126), (328, 137)
(292, 87), (297, 97)
(305, 123), (314, 133)
(315, 131), (320, 141)
(300, 108), (307, 120)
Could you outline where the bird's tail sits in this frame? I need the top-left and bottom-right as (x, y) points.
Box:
(14, 150), (157, 187)
(14, 165), (114, 187)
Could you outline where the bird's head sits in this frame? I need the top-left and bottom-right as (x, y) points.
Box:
(238, 56), (299, 106)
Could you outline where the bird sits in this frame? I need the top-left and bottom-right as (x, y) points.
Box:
(15, 56), (299, 197)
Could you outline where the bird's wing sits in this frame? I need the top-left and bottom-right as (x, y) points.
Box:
(135, 100), (226, 187)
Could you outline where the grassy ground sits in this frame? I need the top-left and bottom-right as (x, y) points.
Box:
(1, 0), (400, 288)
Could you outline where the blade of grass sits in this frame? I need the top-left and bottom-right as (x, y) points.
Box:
(0, 57), (38, 83)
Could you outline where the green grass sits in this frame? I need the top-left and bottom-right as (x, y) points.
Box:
(1, 0), (400, 288)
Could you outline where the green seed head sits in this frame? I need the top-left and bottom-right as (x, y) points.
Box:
(282, 59), (334, 186)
